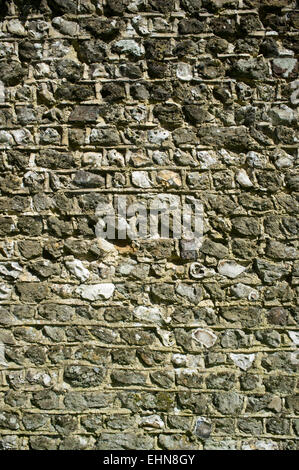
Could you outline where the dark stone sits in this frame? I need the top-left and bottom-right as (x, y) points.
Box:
(101, 82), (126, 102)
(153, 103), (183, 128)
(69, 106), (101, 122)
(148, 0), (175, 13)
(195, 419), (212, 439)
(64, 365), (106, 388)
(145, 39), (170, 60)
(56, 59), (83, 83)
(82, 17), (122, 40)
(76, 40), (107, 64)
(73, 171), (105, 188)
(19, 41), (41, 62)
(267, 307), (288, 325)
(178, 19), (206, 34)
(55, 84), (94, 102)
(0, 61), (26, 86)
(105, 0), (130, 15)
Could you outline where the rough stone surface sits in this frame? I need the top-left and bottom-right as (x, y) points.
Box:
(0, 0), (297, 451)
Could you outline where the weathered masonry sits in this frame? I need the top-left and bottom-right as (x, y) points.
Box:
(0, 0), (298, 451)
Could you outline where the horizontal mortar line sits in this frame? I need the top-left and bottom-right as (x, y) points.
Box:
(2, 321), (299, 332)
(0, 431), (297, 439)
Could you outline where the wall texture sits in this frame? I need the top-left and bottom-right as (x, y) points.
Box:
(0, 0), (298, 451)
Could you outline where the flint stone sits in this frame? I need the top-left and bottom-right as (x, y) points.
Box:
(77, 284), (115, 300)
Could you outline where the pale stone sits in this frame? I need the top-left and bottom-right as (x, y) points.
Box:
(176, 62), (193, 81)
(77, 283), (115, 300)
(0, 284), (12, 300)
(270, 105), (297, 125)
(140, 415), (164, 429)
(273, 58), (297, 78)
(190, 263), (216, 279)
(7, 19), (26, 36)
(0, 262), (22, 279)
(231, 283), (259, 301)
(132, 16), (149, 36)
(157, 328), (175, 347)
(82, 153), (103, 168)
(230, 353), (255, 371)
(172, 354), (187, 367)
(133, 306), (167, 325)
(114, 40), (145, 58)
(118, 260), (137, 275)
(132, 171), (152, 188)
(218, 260), (247, 279)
(148, 129), (170, 145)
(192, 328), (218, 348)
(246, 151), (267, 169)
(290, 79), (299, 105)
(273, 149), (294, 168)
(288, 331), (299, 345)
(65, 259), (90, 282)
(0, 81), (5, 103)
(156, 170), (181, 188)
(242, 440), (279, 451)
(236, 169), (253, 188)
(0, 130), (13, 146)
(107, 149), (125, 167)
(52, 17), (78, 36)
(12, 129), (33, 145)
(197, 150), (218, 169)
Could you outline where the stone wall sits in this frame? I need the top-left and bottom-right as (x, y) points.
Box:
(0, 0), (298, 451)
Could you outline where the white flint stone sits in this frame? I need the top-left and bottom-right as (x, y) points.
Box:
(290, 79), (299, 105)
(236, 169), (253, 188)
(7, 19), (26, 36)
(246, 151), (267, 169)
(65, 259), (90, 282)
(118, 260), (137, 275)
(132, 16), (149, 35)
(140, 415), (164, 429)
(157, 328), (175, 347)
(0, 81), (5, 103)
(218, 260), (247, 279)
(231, 283), (259, 301)
(132, 171), (152, 188)
(12, 129), (33, 145)
(190, 262), (216, 279)
(197, 150), (218, 168)
(0, 262), (22, 279)
(273, 58), (297, 78)
(0, 130), (13, 146)
(107, 149), (125, 167)
(230, 353), (255, 370)
(114, 40), (144, 58)
(172, 354), (187, 367)
(242, 440), (278, 451)
(270, 104), (297, 125)
(133, 306), (167, 325)
(148, 129), (170, 145)
(288, 331), (299, 345)
(52, 17), (78, 36)
(0, 284), (12, 300)
(290, 351), (299, 366)
(77, 283), (115, 300)
(82, 152), (103, 168)
(176, 62), (193, 81)
(192, 328), (217, 348)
